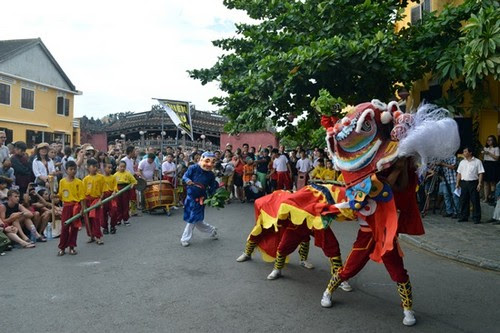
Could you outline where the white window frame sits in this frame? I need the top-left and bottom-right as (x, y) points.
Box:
(0, 82), (11, 106)
(20, 87), (35, 111)
(56, 95), (70, 117)
(411, 0), (432, 24)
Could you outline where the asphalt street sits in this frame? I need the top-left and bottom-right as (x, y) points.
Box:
(1, 203), (498, 333)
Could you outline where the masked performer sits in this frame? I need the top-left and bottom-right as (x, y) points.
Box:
(180, 152), (219, 247)
(319, 100), (459, 327)
(237, 182), (354, 290)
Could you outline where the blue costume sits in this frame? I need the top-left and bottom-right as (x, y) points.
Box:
(182, 164), (218, 223)
(180, 152), (219, 247)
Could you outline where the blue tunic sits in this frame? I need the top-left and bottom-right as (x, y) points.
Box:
(182, 164), (218, 223)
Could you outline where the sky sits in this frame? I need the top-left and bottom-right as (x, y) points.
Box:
(0, 0), (250, 118)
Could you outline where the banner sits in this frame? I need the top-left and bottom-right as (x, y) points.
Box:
(155, 98), (193, 139)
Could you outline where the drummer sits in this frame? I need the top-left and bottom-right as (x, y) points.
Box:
(138, 153), (158, 181)
(162, 153), (176, 185)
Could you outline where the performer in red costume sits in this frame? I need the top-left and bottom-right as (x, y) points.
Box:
(236, 182), (354, 291)
(319, 99), (459, 327)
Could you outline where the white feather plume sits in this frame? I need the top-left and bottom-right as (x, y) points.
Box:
(397, 104), (460, 175)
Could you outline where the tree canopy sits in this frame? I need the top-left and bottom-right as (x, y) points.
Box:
(189, 0), (499, 146)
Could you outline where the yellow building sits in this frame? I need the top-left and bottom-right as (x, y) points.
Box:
(396, 1), (499, 146)
(0, 38), (81, 148)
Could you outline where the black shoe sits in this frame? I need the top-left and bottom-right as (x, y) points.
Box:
(443, 213), (452, 217)
(110, 227), (116, 234)
(457, 219), (468, 222)
(103, 228), (109, 235)
(451, 214), (458, 219)
(473, 220), (481, 224)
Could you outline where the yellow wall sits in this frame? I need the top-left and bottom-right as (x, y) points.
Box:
(397, 0), (499, 145)
(0, 75), (79, 147)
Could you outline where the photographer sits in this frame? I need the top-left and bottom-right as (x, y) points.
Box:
(244, 174), (264, 202)
(437, 156), (459, 218)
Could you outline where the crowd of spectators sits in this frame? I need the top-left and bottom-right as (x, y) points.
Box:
(1, 127), (499, 255)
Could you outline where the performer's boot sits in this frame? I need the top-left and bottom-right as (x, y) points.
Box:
(321, 272), (342, 308)
(299, 241), (314, 269)
(267, 251), (285, 280)
(397, 280), (416, 326)
(329, 256), (352, 292)
(236, 240), (256, 262)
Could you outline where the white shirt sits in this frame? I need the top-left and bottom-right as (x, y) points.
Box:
(483, 147), (500, 162)
(273, 155), (289, 172)
(296, 158), (313, 173)
(162, 161), (176, 176)
(249, 180), (263, 194)
(32, 158), (56, 179)
(121, 156), (135, 175)
(457, 157), (485, 181)
(138, 159), (156, 181)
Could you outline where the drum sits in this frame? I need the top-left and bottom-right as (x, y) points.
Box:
(144, 180), (175, 210)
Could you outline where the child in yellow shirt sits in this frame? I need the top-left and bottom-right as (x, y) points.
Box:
(102, 163), (118, 235)
(114, 161), (137, 226)
(320, 160), (339, 181)
(310, 159), (325, 179)
(58, 160), (85, 256)
(83, 159), (105, 244)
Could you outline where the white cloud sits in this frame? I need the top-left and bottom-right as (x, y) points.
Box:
(0, 0), (250, 117)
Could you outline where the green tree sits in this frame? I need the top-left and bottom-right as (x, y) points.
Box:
(189, 0), (497, 139)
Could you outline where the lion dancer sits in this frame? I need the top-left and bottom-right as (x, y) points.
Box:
(320, 158), (420, 326)
(180, 152), (219, 247)
(236, 182), (353, 291)
(316, 96), (459, 327)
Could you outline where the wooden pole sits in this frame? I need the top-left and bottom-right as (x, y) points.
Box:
(64, 184), (133, 225)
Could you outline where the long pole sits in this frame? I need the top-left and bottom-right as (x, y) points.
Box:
(64, 184), (133, 225)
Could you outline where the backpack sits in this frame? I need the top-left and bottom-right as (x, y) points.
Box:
(0, 231), (10, 253)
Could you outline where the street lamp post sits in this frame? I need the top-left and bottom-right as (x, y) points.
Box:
(139, 131), (145, 148)
(161, 131), (166, 153)
(181, 130), (186, 150)
(120, 133), (126, 149)
(200, 134), (206, 150)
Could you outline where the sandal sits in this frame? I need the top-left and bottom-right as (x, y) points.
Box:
(23, 242), (36, 248)
(87, 238), (95, 243)
(37, 237), (47, 242)
(69, 248), (78, 255)
(96, 239), (104, 245)
(57, 250), (65, 256)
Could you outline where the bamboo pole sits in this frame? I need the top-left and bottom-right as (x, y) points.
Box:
(64, 184), (133, 225)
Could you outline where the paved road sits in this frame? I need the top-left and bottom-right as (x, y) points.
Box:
(1, 203), (498, 333)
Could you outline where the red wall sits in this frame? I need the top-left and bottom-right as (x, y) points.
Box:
(80, 131), (108, 152)
(220, 131), (278, 150)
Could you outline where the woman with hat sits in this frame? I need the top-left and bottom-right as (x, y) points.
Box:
(32, 143), (55, 192)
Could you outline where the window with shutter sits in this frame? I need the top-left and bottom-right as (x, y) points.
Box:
(21, 88), (34, 110)
(64, 98), (70, 116)
(57, 96), (64, 115)
(0, 83), (10, 105)
(422, 0), (431, 13)
(410, 5), (421, 24)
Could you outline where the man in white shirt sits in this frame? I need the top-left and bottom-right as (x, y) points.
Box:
(270, 148), (292, 190)
(162, 153), (177, 184)
(121, 146), (136, 175)
(456, 146), (485, 223)
(296, 150), (313, 190)
(138, 153), (157, 181)
(0, 131), (9, 164)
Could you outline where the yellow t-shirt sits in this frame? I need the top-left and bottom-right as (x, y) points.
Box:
(83, 173), (105, 198)
(103, 174), (118, 192)
(58, 178), (85, 203)
(310, 166), (325, 179)
(114, 171), (137, 185)
(320, 168), (338, 181)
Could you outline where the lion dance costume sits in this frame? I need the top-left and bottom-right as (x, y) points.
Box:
(238, 99), (460, 326)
